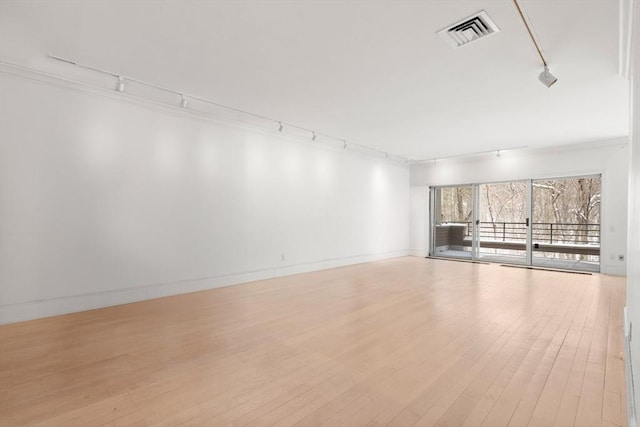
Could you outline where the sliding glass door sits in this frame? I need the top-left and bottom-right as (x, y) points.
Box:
(476, 181), (530, 264)
(431, 185), (473, 259)
(430, 175), (600, 272)
(531, 176), (601, 272)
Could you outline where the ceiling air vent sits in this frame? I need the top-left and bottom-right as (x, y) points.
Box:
(437, 10), (500, 48)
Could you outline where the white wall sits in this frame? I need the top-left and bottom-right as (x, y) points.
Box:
(0, 72), (410, 324)
(409, 141), (629, 275)
(409, 186), (429, 257)
(626, 1), (640, 425)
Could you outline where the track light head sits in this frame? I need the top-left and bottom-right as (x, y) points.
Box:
(116, 76), (125, 92)
(538, 66), (557, 88)
(180, 94), (188, 108)
(278, 121), (283, 132)
(497, 150), (501, 158)
(312, 132), (316, 142)
(343, 140), (347, 149)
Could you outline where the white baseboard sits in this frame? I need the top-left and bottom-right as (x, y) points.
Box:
(625, 307), (638, 427)
(626, 341), (638, 427)
(409, 249), (428, 257)
(0, 250), (408, 324)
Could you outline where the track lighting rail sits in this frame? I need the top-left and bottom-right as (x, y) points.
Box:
(511, 0), (558, 87)
(48, 54), (404, 162)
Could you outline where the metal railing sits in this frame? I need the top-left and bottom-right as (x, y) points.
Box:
(452, 221), (600, 245)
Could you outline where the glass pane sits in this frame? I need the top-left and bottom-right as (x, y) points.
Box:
(432, 186), (473, 258)
(477, 181), (528, 263)
(532, 176), (600, 272)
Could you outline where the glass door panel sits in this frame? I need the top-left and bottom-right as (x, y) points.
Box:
(431, 185), (473, 259)
(431, 176), (601, 272)
(531, 176), (601, 272)
(477, 181), (529, 264)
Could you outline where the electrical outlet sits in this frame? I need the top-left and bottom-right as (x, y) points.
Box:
(618, 255), (625, 261)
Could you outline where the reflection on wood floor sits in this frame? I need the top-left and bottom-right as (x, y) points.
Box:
(434, 249), (600, 273)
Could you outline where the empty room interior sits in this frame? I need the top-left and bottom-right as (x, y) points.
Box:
(1, 1), (640, 426)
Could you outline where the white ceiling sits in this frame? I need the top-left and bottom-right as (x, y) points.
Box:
(0, 0), (630, 160)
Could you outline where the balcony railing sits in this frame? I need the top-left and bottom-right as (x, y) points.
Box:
(437, 221), (600, 258)
(456, 221), (600, 245)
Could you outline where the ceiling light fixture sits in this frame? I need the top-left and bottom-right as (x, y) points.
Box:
(116, 76), (125, 92)
(511, 0), (557, 87)
(538, 66), (558, 88)
(180, 94), (188, 108)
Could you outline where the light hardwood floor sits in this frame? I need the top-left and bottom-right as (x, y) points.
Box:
(0, 257), (627, 426)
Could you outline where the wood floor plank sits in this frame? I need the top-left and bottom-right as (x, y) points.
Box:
(441, 278), (586, 427)
(602, 284), (627, 427)
(505, 281), (586, 426)
(458, 274), (578, 427)
(0, 257), (626, 427)
(553, 283), (602, 427)
(526, 280), (593, 426)
(575, 283), (611, 427)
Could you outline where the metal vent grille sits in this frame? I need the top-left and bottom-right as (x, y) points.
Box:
(437, 10), (500, 48)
